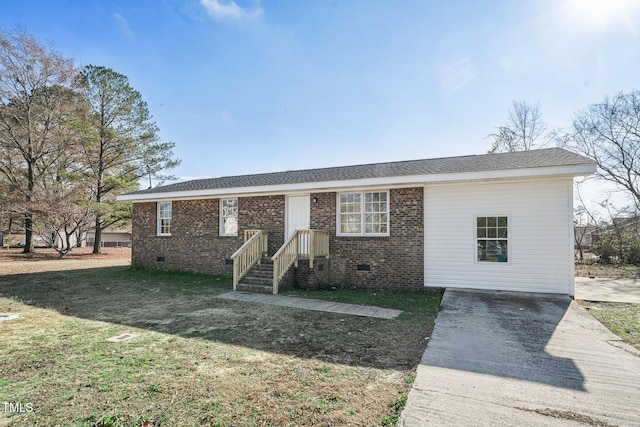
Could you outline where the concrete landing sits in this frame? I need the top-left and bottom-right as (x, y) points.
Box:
(575, 277), (640, 303)
(215, 291), (403, 319)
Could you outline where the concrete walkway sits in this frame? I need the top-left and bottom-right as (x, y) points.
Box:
(575, 277), (640, 303)
(400, 289), (640, 426)
(215, 291), (403, 319)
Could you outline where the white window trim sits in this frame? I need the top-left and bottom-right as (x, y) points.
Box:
(336, 190), (390, 237)
(157, 202), (172, 236)
(474, 215), (510, 264)
(219, 198), (239, 237)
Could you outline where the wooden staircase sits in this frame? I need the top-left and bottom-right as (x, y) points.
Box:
(236, 257), (274, 294)
(231, 229), (329, 294)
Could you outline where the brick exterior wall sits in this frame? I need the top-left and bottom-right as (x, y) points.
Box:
(132, 195), (285, 275)
(132, 188), (424, 290)
(310, 187), (424, 290)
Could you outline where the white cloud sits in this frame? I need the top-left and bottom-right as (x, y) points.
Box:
(437, 56), (477, 94)
(200, 0), (262, 20)
(113, 13), (134, 40)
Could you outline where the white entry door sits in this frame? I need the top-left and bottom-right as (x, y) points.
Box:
(286, 195), (311, 251)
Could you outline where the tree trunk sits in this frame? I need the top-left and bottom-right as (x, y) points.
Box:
(65, 232), (73, 256)
(23, 161), (35, 253)
(23, 213), (34, 253)
(92, 216), (102, 254)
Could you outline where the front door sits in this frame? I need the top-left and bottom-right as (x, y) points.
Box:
(286, 195), (311, 251)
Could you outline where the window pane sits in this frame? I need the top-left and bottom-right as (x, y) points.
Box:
(477, 240), (487, 261)
(221, 199), (238, 235)
(339, 191), (388, 235)
(477, 216), (508, 262)
(158, 202), (172, 234)
(498, 240), (508, 261)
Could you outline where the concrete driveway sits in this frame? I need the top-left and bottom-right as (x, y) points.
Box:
(400, 289), (640, 426)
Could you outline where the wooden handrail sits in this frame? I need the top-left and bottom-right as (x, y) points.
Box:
(230, 230), (268, 290)
(271, 229), (329, 294)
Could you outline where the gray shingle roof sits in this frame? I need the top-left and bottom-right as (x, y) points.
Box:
(127, 148), (594, 196)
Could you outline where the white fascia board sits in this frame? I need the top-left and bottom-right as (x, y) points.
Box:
(117, 163), (596, 202)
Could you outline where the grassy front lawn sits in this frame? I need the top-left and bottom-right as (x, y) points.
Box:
(580, 301), (640, 350)
(0, 266), (441, 426)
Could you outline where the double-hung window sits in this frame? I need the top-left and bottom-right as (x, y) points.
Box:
(476, 216), (508, 262)
(157, 202), (172, 236)
(338, 191), (389, 236)
(220, 198), (238, 236)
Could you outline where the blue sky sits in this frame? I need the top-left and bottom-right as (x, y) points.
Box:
(2, 0), (639, 186)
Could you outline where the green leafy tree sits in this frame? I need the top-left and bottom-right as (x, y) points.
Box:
(77, 65), (179, 253)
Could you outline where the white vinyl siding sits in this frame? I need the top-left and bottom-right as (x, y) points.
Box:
(424, 177), (573, 294)
(220, 198), (238, 236)
(157, 202), (172, 236)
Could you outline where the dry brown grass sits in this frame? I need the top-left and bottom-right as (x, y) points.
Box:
(0, 253), (441, 426)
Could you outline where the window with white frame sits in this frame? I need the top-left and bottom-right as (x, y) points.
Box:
(338, 191), (389, 236)
(220, 198), (238, 236)
(476, 216), (508, 262)
(157, 202), (172, 236)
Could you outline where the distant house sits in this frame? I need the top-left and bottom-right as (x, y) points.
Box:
(118, 148), (595, 296)
(85, 229), (132, 248)
(575, 224), (597, 250)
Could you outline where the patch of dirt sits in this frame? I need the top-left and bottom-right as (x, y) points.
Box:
(575, 263), (640, 279)
(0, 247), (130, 275)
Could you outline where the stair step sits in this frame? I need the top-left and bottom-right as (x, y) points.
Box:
(237, 283), (273, 294)
(248, 270), (273, 279)
(241, 276), (272, 285)
(252, 263), (274, 272)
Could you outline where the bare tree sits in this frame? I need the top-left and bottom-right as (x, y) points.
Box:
(573, 180), (602, 262)
(487, 101), (548, 153)
(0, 28), (77, 253)
(563, 90), (640, 211)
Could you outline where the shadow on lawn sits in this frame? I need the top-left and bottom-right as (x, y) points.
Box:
(0, 266), (440, 371)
